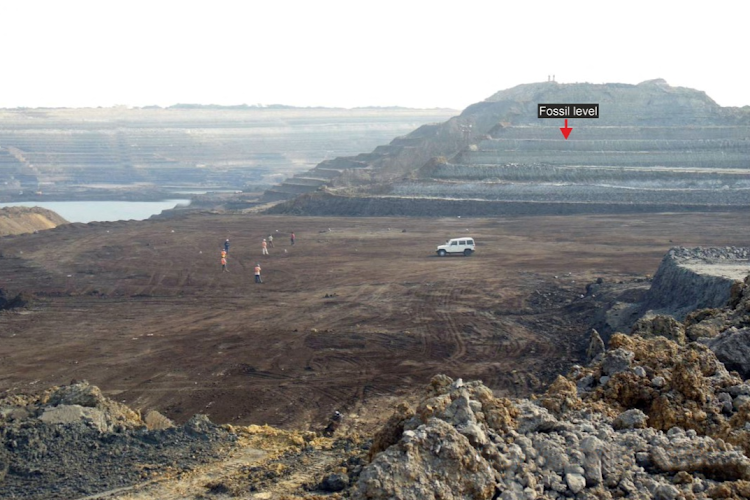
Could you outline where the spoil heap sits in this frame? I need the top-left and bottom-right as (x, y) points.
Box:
(0, 381), (236, 499)
(0, 206), (67, 236)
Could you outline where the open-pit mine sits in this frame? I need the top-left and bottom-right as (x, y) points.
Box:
(2, 80), (750, 499)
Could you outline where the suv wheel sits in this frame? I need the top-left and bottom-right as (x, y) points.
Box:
(463, 249), (472, 256)
(437, 249), (446, 257)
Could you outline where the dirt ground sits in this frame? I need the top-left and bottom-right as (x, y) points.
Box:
(1, 212), (749, 431)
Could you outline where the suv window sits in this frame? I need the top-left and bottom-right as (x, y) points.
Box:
(450, 241), (458, 246)
(467, 239), (474, 245)
(459, 240), (467, 245)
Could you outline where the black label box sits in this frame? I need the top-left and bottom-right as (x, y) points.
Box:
(538, 104), (599, 118)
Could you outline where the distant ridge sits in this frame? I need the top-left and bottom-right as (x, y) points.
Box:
(1, 104), (457, 112)
(165, 103), (455, 111)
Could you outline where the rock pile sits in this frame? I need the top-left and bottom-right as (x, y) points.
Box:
(694, 274), (750, 379)
(0, 381), (236, 499)
(632, 270), (750, 378)
(666, 247), (750, 262)
(351, 266), (750, 499)
(355, 362), (750, 499)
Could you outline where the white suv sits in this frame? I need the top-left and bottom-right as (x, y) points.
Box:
(437, 237), (475, 257)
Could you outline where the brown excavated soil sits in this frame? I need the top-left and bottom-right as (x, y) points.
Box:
(0, 206), (68, 236)
(1, 212), (749, 431)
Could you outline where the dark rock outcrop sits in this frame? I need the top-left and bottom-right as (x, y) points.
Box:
(705, 328), (750, 379)
(668, 271), (750, 378)
(641, 247), (750, 320)
(0, 289), (33, 311)
(0, 381), (235, 499)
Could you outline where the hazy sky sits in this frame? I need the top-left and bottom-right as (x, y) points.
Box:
(2, 1), (748, 110)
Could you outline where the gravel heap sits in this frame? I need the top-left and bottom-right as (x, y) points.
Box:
(353, 369), (750, 500)
(666, 247), (750, 264)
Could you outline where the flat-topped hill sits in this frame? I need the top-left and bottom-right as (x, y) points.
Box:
(480, 79), (748, 126)
(0, 206), (67, 236)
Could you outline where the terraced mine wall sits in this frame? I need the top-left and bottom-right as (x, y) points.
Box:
(0, 106), (455, 199)
(641, 247), (750, 319)
(265, 80), (750, 212)
(261, 121), (458, 202)
(264, 192), (750, 217)
(405, 123), (750, 206)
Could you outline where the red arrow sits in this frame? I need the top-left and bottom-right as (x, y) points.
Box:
(560, 119), (572, 139)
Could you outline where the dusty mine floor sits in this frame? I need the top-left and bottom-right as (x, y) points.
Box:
(1, 212), (749, 430)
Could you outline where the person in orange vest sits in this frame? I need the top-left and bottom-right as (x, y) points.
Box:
(261, 238), (269, 256)
(254, 263), (262, 283)
(221, 249), (227, 259)
(221, 256), (228, 272)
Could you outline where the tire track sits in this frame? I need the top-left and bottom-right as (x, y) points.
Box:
(435, 284), (467, 364)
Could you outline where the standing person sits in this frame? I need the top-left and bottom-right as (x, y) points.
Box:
(290, 232), (295, 246)
(224, 239), (230, 254)
(254, 263), (262, 283)
(262, 239), (269, 256)
(268, 234), (274, 247)
(221, 249), (227, 259)
(221, 256), (228, 272)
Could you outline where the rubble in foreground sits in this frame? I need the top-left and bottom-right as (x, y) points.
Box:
(4, 273), (750, 499)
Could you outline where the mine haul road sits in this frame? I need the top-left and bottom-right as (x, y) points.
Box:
(1, 212), (748, 429)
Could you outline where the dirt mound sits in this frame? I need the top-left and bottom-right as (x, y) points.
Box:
(609, 260), (750, 379)
(570, 247), (750, 340)
(0, 206), (67, 236)
(0, 381), (236, 499)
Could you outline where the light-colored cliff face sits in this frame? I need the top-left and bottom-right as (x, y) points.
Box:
(642, 247), (750, 320)
(0, 206), (67, 236)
